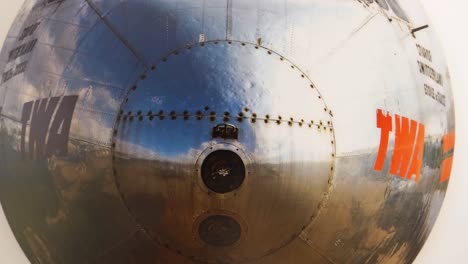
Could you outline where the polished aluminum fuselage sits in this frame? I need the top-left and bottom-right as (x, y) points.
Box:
(0, 0), (455, 263)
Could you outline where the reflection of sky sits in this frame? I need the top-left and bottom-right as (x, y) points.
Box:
(0, 0), (454, 155)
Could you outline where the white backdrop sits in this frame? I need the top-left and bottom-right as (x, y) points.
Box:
(0, 1), (466, 263)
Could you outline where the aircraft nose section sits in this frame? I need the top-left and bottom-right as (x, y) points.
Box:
(112, 40), (336, 263)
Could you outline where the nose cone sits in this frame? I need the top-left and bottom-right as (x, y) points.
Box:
(113, 40), (335, 263)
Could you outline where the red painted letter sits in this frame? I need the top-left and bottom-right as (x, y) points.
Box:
(374, 109), (393, 171)
(389, 115), (417, 177)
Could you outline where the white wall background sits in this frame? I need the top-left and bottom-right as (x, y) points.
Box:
(0, 1), (466, 263)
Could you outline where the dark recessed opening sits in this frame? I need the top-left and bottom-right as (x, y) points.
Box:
(201, 150), (245, 194)
(198, 215), (241, 247)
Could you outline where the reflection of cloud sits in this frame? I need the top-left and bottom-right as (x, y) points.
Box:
(115, 140), (161, 160)
(78, 86), (119, 112)
(69, 111), (113, 146)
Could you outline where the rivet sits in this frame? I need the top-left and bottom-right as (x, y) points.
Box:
(123, 115), (127, 121)
(158, 111), (164, 116)
(113, 130), (118, 135)
(151, 65), (156, 70)
(129, 116), (134, 121)
(310, 84), (314, 88)
(214, 41), (219, 44)
(228, 41), (232, 44)
(224, 112), (230, 116)
(200, 43), (205, 47)
(210, 111), (216, 116)
(280, 57), (284, 61)
(251, 118), (256, 123)
(255, 46), (259, 49)
(210, 116), (216, 122)
(149, 115), (155, 121)
(311, 120), (314, 124)
(308, 124), (312, 128)
(223, 117), (230, 122)
(301, 74), (305, 78)
(140, 74), (146, 80)
(328, 121), (331, 125)
(288, 121), (293, 126)
(332, 153), (335, 157)
(291, 65), (295, 69)
(204, 106), (210, 111)
(174, 51), (179, 55)
(147, 111), (153, 116)
(266, 114), (270, 119)
(127, 111), (132, 116)
(331, 167), (334, 171)
(264, 119), (268, 124)
(137, 111), (142, 116)
(139, 116), (143, 121)
(159, 115), (165, 120)
(318, 96), (322, 99)
(324, 108), (327, 112)
(244, 107), (249, 112)
(278, 116), (282, 120)
(330, 128), (333, 132)
(290, 117), (294, 121)
(331, 141), (334, 144)
(162, 57), (167, 62)
(238, 112), (244, 117)
(241, 43), (246, 46)
(252, 113), (257, 118)
(268, 51), (272, 55)
(237, 117), (243, 122)
(131, 85), (137, 91)
(276, 120), (281, 125)
(196, 111), (203, 120)
(320, 121), (323, 125)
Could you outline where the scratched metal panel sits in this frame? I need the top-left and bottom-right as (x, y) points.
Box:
(0, 0), (456, 264)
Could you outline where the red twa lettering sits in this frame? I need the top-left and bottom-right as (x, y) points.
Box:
(389, 115), (417, 177)
(374, 110), (392, 171)
(374, 109), (425, 183)
(440, 132), (455, 183)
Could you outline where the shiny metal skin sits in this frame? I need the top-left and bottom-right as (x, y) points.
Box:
(0, 0), (455, 263)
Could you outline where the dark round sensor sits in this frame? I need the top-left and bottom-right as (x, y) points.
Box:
(201, 150), (246, 194)
(198, 215), (242, 247)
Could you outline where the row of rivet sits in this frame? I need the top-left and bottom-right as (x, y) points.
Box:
(116, 110), (333, 131)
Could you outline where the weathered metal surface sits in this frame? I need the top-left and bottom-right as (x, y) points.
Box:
(0, 0), (455, 263)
